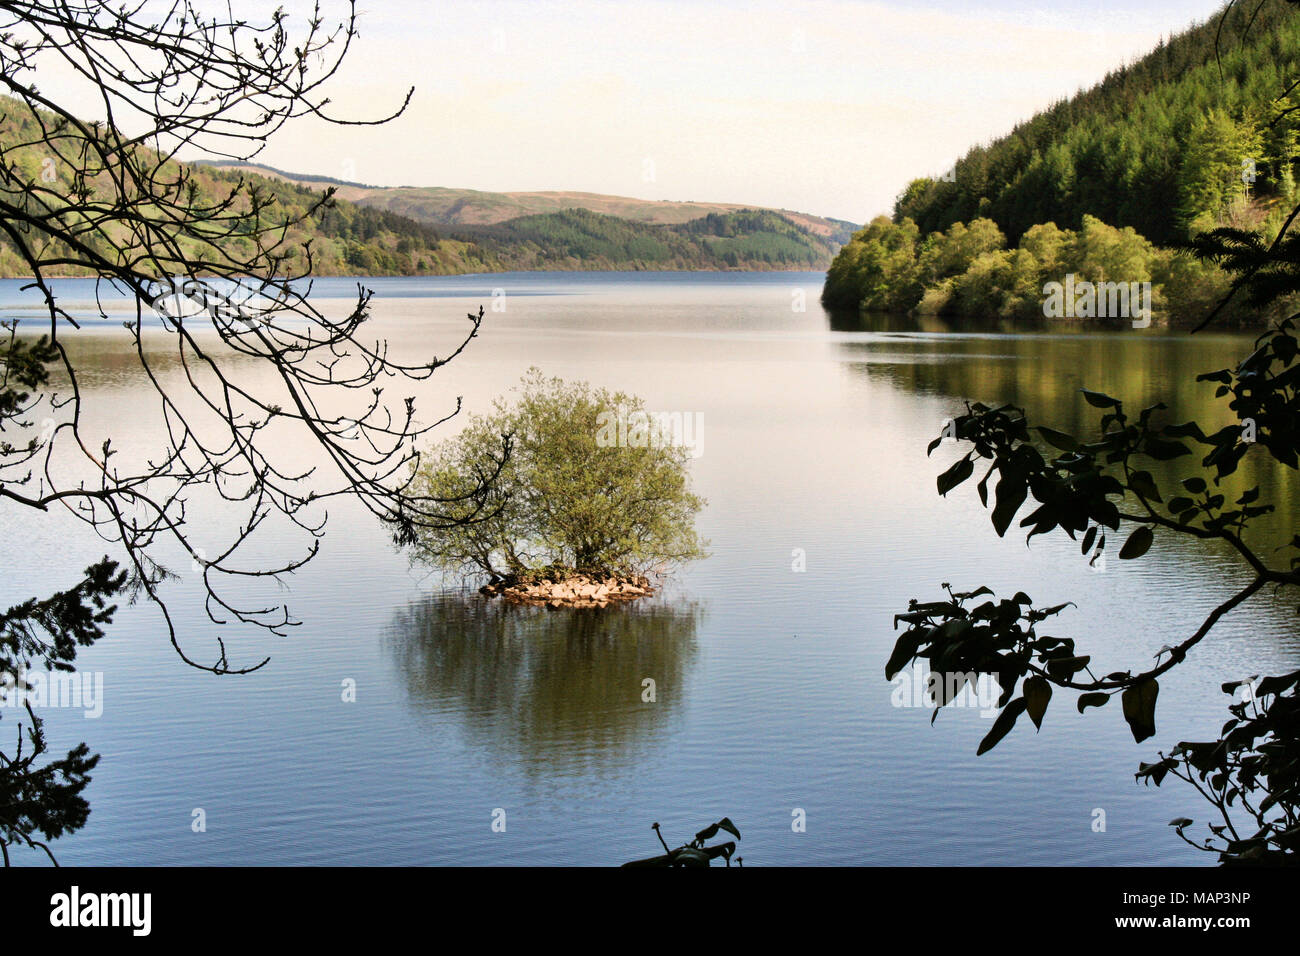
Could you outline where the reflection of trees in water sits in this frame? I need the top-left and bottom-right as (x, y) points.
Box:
(826, 307), (1047, 335)
(385, 595), (702, 773)
(36, 331), (264, 389)
(836, 319), (1300, 657)
(833, 326), (1298, 539)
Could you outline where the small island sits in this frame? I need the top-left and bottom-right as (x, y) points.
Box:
(480, 571), (656, 608)
(404, 370), (707, 607)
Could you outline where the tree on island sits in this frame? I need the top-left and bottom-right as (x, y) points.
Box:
(0, 1), (499, 864)
(888, 3), (1300, 865)
(406, 370), (707, 602)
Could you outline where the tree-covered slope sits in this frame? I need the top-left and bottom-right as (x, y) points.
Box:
(894, 0), (1300, 246)
(823, 1), (1300, 326)
(449, 207), (842, 271)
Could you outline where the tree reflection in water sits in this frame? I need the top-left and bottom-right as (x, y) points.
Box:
(385, 594), (702, 773)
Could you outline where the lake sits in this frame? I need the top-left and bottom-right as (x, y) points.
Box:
(2, 271), (1297, 866)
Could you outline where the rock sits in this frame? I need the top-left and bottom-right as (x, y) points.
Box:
(489, 570), (655, 608)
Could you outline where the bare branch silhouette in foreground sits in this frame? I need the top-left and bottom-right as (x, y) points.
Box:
(0, 0), (505, 863)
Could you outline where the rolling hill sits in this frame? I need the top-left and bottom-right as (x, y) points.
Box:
(0, 111), (857, 278)
(198, 160), (857, 243)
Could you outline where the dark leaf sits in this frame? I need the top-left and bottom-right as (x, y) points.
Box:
(1037, 426), (1080, 452)
(1077, 692), (1109, 713)
(885, 632), (924, 681)
(1118, 525), (1154, 560)
(1127, 470), (1162, 503)
(991, 475), (1028, 538)
(1121, 678), (1159, 743)
(1081, 389), (1121, 409)
(937, 455), (975, 497)
(1024, 676), (1052, 730)
(977, 697), (1028, 755)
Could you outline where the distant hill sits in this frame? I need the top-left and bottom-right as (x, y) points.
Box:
(184, 159), (851, 272)
(0, 122), (856, 278)
(0, 96), (500, 279)
(444, 206), (842, 271)
(198, 160), (858, 244)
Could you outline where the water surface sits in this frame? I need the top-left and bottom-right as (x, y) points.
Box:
(2, 272), (1295, 866)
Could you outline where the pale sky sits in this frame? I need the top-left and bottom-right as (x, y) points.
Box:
(54, 0), (1239, 223)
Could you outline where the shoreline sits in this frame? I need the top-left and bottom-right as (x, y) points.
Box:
(0, 263), (831, 282)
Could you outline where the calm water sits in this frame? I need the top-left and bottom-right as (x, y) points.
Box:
(2, 272), (1296, 866)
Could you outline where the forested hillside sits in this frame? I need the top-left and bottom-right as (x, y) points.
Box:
(448, 207), (840, 271)
(200, 161), (858, 244)
(896, 1), (1300, 245)
(823, 0), (1300, 326)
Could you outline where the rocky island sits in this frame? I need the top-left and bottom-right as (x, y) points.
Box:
(479, 572), (656, 608)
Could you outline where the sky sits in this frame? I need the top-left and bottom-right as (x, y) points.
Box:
(68, 0), (1242, 223)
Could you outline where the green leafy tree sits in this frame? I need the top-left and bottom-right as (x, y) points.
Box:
(1069, 214), (1157, 284)
(892, 2), (1300, 246)
(892, 203), (1300, 868)
(1257, 94), (1300, 197)
(948, 249), (1014, 316)
(408, 371), (708, 583)
(831, 212), (1184, 323)
(1176, 109), (1263, 233)
(1018, 222), (1070, 277)
(822, 216), (922, 312)
(917, 218), (1007, 286)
